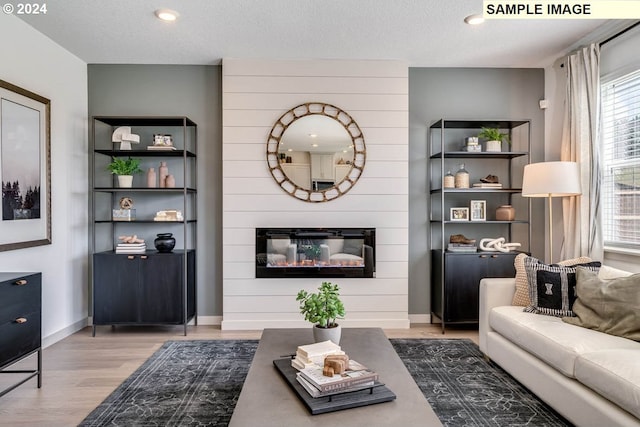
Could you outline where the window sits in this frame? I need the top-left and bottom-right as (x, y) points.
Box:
(601, 69), (640, 249)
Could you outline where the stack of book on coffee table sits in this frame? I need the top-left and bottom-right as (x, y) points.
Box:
(296, 359), (379, 398)
(273, 339), (395, 414)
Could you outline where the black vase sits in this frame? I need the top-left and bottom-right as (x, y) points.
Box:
(154, 233), (176, 253)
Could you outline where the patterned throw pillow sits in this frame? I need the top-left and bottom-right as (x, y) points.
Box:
(511, 254), (593, 306)
(523, 255), (601, 317)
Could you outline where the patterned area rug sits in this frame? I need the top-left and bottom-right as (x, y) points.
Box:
(79, 340), (258, 427)
(390, 339), (572, 427)
(80, 338), (571, 427)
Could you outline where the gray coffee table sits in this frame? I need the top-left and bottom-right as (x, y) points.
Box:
(229, 328), (442, 426)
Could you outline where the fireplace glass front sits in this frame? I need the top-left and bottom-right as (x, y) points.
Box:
(255, 228), (375, 278)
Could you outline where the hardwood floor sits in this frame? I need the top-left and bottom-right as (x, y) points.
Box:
(0, 324), (478, 426)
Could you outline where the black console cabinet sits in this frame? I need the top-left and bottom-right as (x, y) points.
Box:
(432, 251), (517, 324)
(0, 272), (42, 397)
(92, 251), (195, 335)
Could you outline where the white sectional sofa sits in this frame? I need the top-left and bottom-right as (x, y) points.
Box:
(479, 277), (640, 427)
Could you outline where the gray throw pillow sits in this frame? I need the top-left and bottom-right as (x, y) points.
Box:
(563, 268), (640, 341)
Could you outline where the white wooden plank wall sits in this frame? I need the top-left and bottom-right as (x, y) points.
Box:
(222, 58), (409, 329)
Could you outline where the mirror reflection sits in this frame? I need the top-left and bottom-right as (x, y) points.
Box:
(266, 102), (366, 203)
(278, 115), (354, 191)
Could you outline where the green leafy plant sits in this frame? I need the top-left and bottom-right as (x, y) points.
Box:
(296, 282), (345, 328)
(478, 127), (510, 144)
(107, 157), (143, 175)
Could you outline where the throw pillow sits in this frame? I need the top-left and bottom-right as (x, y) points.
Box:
(563, 268), (640, 341)
(511, 254), (593, 306)
(523, 256), (601, 317)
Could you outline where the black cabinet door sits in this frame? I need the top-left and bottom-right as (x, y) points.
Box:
(440, 252), (518, 323)
(139, 254), (183, 323)
(93, 253), (140, 323)
(444, 254), (486, 322)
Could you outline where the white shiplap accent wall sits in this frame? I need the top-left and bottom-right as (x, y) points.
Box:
(221, 59), (409, 330)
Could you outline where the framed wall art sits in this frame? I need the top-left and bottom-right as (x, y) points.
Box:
(470, 200), (487, 221)
(450, 207), (469, 221)
(0, 79), (51, 251)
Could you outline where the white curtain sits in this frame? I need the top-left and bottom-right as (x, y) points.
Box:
(560, 43), (604, 260)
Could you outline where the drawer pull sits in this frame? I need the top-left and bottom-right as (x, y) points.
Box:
(491, 255), (498, 258)
(15, 317), (28, 324)
(15, 279), (28, 286)
(140, 255), (148, 259)
(479, 255), (488, 258)
(127, 255), (135, 260)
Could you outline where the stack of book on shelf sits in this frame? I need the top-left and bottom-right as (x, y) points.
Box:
(296, 359), (379, 398)
(291, 340), (345, 370)
(146, 145), (177, 151)
(472, 182), (503, 189)
(447, 243), (478, 253)
(115, 242), (147, 254)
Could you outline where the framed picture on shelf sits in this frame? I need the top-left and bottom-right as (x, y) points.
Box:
(470, 200), (487, 221)
(0, 79), (51, 252)
(450, 207), (469, 221)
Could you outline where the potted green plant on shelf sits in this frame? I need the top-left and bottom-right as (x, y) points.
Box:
(296, 281), (346, 345)
(478, 127), (510, 152)
(107, 157), (143, 188)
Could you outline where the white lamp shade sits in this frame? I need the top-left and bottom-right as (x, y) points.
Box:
(522, 161), (581, 197)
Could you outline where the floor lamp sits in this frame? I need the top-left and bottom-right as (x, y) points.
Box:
(522, 161), (582, 263)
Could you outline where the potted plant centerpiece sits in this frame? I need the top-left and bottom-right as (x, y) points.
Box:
(107, 157), (143, 188)
(478, 127), (510, 152)
(296, 281), (346, 345)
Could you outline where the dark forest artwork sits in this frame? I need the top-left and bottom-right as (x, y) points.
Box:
(2, 181), (41, 220)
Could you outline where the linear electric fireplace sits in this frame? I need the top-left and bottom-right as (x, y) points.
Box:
(256, 228), (375, 278)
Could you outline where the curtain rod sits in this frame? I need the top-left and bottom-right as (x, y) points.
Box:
(600, 21), (640, 46)
(560, 21), (640, 67)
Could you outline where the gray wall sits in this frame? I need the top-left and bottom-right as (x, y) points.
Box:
(408, 68), (546, 316)
(88, 64), (222, 316)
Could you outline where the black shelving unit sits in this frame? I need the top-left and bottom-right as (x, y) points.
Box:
(429, 119), (531, 332)
(89, 116), (198, 336)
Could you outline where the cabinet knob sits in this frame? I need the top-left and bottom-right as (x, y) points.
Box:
(491, 255), (498, 258)
(127, 255), (135, 260)
(15, 317), (28, 324)
(14, 279), (28, 286)
(479, 255), (488, 258)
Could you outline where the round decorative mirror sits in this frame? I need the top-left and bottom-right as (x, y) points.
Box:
(266, 102), (366, 202)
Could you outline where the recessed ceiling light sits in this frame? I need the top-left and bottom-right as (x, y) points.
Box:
(155, 8), (179, 22)
(311, 143), (319, 148)
(308, 133), (318, 138)
(464, 14), (484, 25)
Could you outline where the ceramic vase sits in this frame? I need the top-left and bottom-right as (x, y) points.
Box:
(165, 174), (176, 188)
(154, 233), (176, 253)
(313, 324), (341, 345)
(159, 162), (168, 188)
(146, 168), (156, 188)
(496, 205), (516, 221)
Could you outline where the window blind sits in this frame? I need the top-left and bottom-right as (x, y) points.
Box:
(601, 69), (640, 249)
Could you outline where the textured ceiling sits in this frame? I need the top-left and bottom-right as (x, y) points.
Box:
(17, 0), (610, 67)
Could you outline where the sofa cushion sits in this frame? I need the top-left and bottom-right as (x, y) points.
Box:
(575, 349), (640, 419)
(563, 268), (640, 341)
(511, 254), (593, 307)
(489, 306), (639, 377)
(524, 256), (601, 317)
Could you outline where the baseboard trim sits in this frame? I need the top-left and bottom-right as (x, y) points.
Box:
(43, 317), (88, 348)
(408, 314), (431, 324)
(191, 315), (222, 326)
